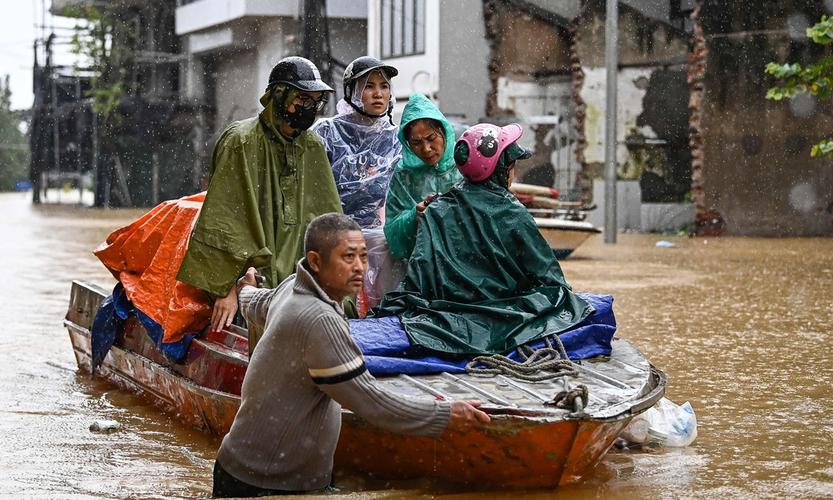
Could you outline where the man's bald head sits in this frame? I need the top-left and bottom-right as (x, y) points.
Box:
(304, 213), (362, 261)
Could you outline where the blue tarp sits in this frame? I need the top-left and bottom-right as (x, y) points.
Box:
(91, 284), (195, 367)
(350, 293), (616, 375)
(91, 286), (615, 376)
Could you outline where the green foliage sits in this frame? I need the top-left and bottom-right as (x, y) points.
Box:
(64, 4), (137, 121)
(0, 75), (29, 191)
(766, 16), (833, 157)
(810, 138), (833, 157)
(807, 14), (833, 44)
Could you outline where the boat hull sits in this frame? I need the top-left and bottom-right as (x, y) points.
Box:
(64, 280), (664, 489)
(534, 218), (601, 259)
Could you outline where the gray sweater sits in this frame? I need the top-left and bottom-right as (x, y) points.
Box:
(216, 259), (451, 491)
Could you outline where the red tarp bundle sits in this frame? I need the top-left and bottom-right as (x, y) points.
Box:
(94, 193), (211, 344)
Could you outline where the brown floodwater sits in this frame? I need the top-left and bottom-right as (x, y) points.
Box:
(1, 191), (832, 499)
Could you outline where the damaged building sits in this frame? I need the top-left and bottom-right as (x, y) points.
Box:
(34, 0), (833, 236)
(373, 0), (832, 235)
(694, 0), (833, 236)
(377, 0), (693, 231)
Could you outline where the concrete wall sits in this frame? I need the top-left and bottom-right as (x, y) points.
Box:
(576, 2), (688, 68)
(215, 48), (260, 125)
(581, 67), (656, 172)
(437, 0), (490, 124)
(700, 1), (833, 235)
(587, 180), (642, 231)
(575, 2), (690, 205)
(640, 202), (693, 233)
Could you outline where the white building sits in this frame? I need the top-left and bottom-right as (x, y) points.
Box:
(175, 0), (368, 127)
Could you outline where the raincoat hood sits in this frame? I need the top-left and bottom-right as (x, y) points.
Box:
(383, 94), (463, 259)
(258, 84), (306, 139)
(397, 94), (456, 174)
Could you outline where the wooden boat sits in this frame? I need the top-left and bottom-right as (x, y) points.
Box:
(534, 217), (602, 259)
(64, 280), (665, 490)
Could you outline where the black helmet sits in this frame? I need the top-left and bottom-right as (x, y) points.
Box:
(342, 56), (398, 97)
(267, 56), (334, 92)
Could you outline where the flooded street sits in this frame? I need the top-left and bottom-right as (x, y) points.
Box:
(2, 191), (832, 499)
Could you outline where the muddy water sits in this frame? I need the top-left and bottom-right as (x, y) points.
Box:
(1, 191), (832, 499)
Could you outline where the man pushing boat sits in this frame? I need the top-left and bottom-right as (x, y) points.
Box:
(212, 213), (489, 498)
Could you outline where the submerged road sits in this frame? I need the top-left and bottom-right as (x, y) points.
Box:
(1, 191), (832, 498)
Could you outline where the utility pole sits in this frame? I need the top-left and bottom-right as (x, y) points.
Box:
(604, 0), (618, 243)
(301, 0), (334, 86)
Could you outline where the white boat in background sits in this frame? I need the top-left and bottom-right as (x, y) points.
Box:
(510, 183), (601, 259)
(534, 217), (601, 259)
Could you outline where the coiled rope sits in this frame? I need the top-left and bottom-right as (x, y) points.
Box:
(465, 336), (577, 382)
(465, 335), (589, 412)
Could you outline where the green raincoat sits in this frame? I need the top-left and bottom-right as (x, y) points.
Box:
(374, 166), (593, 355)
(384, 94), (462, 259)
(177, 86), (342, 300)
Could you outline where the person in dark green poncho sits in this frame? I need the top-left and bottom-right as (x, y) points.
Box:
(384, 93), (463, 260)
(374, 123), (594, 356)
(176, 57), (342, 348)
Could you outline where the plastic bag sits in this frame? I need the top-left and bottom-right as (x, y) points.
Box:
(621, 397), (698, 447)
(358, 228), (406, 316)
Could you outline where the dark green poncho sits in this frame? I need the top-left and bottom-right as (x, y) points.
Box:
(373, 178), (594, 355)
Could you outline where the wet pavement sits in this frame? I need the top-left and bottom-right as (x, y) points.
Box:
(1, 191), (832, 499)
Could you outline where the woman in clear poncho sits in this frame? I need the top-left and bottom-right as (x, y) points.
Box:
(313, 56), (401, 228)
(312, 56), (402, 313)
(383, 93), (463, 260)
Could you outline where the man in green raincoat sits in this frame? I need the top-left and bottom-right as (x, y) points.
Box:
(384, 93), (463, 260)
(177, 57), (342, 349)
(375, 123), (593, 355)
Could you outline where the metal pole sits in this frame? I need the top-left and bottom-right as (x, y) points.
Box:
(151, 152), (160, 205)
(604, 0), (618, 244)
(51, 76), (60, 203)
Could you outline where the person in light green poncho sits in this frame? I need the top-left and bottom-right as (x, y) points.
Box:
(384, 93), (463, 260)
(374, 123), (594, 356)
(177, 57), (342, 348)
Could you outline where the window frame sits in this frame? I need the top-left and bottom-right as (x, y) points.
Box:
(380, 0), (426, 59)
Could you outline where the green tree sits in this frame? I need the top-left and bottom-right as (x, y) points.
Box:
(766, 15), (833, 157)
(0, 75), (29, 191)
(64, 3), (139, 206)
(66, 4), (137, 120)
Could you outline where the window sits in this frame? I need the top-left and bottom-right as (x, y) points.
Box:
(381, 0), (425, 58)
(669, 0), (695, 32)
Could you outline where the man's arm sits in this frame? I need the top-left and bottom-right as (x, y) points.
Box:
(236, 268), (275, 333)
(303, 314), (489, 436)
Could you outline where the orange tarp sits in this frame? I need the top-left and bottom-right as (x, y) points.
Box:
(94, 192), (211, 344)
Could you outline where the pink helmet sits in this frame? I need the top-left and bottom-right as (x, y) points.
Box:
(454, 123), (524, 182)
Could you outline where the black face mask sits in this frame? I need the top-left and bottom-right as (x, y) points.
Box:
(283, 104), (317, 131)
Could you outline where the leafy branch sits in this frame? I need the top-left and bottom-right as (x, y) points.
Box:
(63, 4), (137, 122)
(766, 15), (833, 157)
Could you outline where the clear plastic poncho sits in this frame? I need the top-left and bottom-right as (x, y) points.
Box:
(312, 71), (402, 229)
